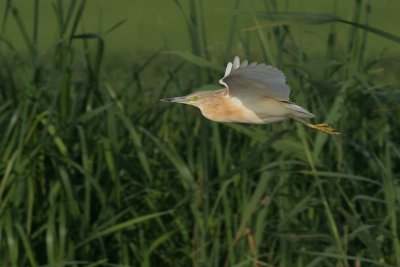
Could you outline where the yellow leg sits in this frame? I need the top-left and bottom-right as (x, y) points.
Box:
(289, 116), (341, 136)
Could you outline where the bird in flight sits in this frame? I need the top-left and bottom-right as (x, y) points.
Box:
(161, 56), (340, 136)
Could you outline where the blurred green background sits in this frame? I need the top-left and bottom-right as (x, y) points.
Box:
(4, 0), (400, 55)
(1, 0), (400, 266)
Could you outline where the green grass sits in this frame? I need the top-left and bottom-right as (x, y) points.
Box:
(0, 0), (400, 266)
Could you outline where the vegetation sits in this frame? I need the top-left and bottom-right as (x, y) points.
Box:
(0, 0), (399, 266)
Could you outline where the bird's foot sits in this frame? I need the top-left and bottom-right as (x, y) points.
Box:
(313, 123), (341, 136)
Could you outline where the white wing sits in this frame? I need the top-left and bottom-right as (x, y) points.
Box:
(219, 56), (291, 101)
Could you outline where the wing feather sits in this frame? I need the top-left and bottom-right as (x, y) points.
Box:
(219, 56), (291, 101)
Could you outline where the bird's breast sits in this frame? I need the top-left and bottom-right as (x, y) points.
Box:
(199, 96), (265, 123)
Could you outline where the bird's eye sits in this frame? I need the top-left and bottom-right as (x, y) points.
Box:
(190, 95), (199, 101)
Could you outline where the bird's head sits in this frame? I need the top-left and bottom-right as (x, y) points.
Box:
(160, 89), (226, 107)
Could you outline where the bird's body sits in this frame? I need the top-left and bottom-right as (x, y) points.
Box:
(195, 89), (311, 124)
(201, 93), (272, 124)
(161, 56), (340, 136)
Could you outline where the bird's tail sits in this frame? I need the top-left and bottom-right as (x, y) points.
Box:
(284, 102), (315, 118)
(284, 102), (341, 136)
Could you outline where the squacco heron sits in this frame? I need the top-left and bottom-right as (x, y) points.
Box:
(161, 56), (340, 136)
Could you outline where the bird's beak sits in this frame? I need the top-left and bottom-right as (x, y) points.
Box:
(160, 96), (187, 103)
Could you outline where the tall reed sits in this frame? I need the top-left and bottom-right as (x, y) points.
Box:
(0, 0), (399, 266)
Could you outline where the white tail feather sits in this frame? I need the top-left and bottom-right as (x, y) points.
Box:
(285, 103), (315, 118)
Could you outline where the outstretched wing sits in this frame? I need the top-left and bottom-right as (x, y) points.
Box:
(219, 56), (291, 101)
